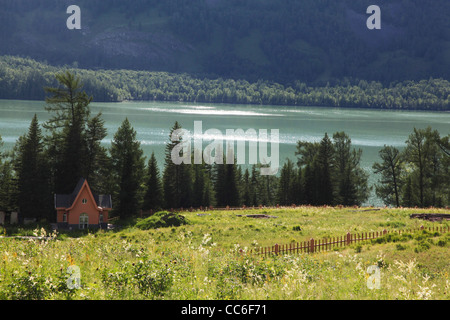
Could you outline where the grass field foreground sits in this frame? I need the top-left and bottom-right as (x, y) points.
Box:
(0, 206), (449, 300)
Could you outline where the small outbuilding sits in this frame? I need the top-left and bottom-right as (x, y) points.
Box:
(55, 178), (112, 229)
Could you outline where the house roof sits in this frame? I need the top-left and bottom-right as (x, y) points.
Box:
(54, 178), (112, 209)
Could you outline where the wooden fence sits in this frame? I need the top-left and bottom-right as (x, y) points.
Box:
(250, 225), (450, 257)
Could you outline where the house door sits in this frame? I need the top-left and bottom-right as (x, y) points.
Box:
(79, 213), (89, 229)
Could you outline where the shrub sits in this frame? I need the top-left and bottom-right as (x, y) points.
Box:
(414, 240), (431, 253)
(131, 259), (174, 297)
(6, 271), (49, 300)
(435, 239), (447, 247)
(135, 211), (187, 230)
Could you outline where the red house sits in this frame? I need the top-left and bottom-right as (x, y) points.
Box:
(55, 178), (112, 229)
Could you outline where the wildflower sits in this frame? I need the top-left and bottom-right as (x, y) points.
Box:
(67, 254), (75, 266)
(417, 284), (435, 300)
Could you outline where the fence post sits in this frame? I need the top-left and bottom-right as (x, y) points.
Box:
(274, 244), (279, 255)
(346, 232), (351, 245)
(310, 238), (315, 253)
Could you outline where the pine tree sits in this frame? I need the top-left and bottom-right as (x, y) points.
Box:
(241, 168), (252, 206)
(162, 121), (193, 209)
(85, 112), (111, 194)
(143, 152), (163, 211)
(0, 136), (17, 212)
(110, 118), (146, 218)
(332, 132), (369, 206)
(14, 115), (52, 220)
(192, 163), (206, 208)
(315, 133), (334, 205)
(277, 158), (295, 205)
(44, 71), (92, 194)
(213, 156), (240, 207)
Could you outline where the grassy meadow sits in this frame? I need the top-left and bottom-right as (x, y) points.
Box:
(0, 206), (449, 300)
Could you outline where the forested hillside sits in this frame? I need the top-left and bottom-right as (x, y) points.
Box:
(1, 56), (449, 110)
(0, 0), (449, 84)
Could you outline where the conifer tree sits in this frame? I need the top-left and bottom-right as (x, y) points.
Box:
(44, 71), (92, 194)
(14, 115), (52, 220)
(162, 121), (193, 209)
(241, 168), (252, 206)
(277, 158), (296, 205)
(110, 118), (146, 218)
(332, 132), (369, 206)
(0, 136), (17, 212)
(315, 133), (334, 205)
(85, 112), (111, 194)
(143, 151), (163, 211)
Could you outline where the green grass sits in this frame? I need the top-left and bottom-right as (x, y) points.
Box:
(0, 206), (449, 300)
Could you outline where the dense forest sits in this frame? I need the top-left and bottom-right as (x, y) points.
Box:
(1, 56), (449, 110)
(0, 0), (449, 84)
(0, 73), (449, 223)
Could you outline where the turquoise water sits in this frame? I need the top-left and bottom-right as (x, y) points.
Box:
(1, 99), (449, 205)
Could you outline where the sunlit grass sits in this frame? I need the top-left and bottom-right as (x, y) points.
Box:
(0, 206), (448, 300)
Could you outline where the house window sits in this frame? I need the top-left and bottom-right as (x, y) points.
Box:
(82, 198), (87, 204)
(63, 213), (67, 222)
(79, 213), (89, 229)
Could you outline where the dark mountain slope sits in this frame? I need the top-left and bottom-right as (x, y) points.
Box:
(0, 0), (449, 84)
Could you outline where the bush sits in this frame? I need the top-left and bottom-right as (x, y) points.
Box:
(131, 259), (173, 297)
(6, 271), (49, 300)
(414, 239), (431, 253)
(135, 211), (187, 230)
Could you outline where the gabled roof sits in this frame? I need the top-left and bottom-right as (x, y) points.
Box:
(54, 178), (112, 209)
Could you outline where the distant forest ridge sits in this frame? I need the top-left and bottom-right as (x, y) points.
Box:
(0, 56), (449, 111)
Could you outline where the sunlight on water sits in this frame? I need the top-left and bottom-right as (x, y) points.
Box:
(1, 99), (449, 206)
(143, 106), (283, 117)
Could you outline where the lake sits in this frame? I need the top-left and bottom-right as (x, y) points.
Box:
(1, 99), (449, 206)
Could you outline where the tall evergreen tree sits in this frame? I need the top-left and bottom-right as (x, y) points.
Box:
(250, 165), (259, 206)
(213, 160), (240, 207)
(14, 115), (52, 220)
(277, 158), (296, 205)
(85, 112), (111, 194)
(162, 121), (193, 209)
(296, 140), (321, 205)
(0, 136), (17, 212)
(315, 133), (334, 205)
(332, 132), (369, 206)
(110, 118), (146, 218)
(143, 152), (163, 211)
(192, 163), (206, 208)
(241, 168), (252, 206)
(44, 71), (93, 194)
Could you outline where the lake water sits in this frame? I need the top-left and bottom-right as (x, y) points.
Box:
(1, 99), (449, 206)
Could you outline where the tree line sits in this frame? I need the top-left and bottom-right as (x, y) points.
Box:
(0, 72), (448, 223)
(1, 56), (449, 111)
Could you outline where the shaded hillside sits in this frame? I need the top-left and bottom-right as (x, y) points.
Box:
(1, 56), (449, 110)
(0, 0), (449, 84)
